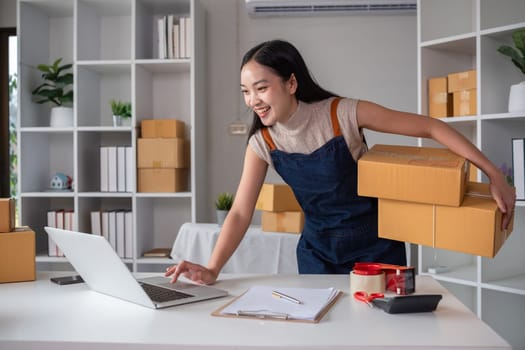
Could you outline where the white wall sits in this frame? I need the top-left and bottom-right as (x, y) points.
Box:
(3, 0), (418, 223)
(0, 0), (16, 28)
(202, 0), (417, 221)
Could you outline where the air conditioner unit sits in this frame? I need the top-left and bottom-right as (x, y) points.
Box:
(245, 0), (417, 16)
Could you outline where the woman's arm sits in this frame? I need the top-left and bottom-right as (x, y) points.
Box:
(166, 146), (268, 284)
(356, 100), (516, 229)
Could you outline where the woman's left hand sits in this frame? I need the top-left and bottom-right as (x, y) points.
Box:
(490, 173), (516, 230)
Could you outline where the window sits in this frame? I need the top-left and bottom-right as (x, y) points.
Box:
(0, 28), (17, 198)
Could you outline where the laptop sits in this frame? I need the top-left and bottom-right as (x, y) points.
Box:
(44, 227), (228, 309)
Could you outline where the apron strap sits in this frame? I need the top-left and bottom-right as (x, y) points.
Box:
(330, 97), (342, 137)
(262, 127), (276, 151)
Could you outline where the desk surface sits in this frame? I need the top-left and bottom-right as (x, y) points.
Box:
(0, 273), (509, 350)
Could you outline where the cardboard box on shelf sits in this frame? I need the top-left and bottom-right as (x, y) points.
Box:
(255, 183), (301, 212)
(0, 198), (15, 233)
(137, 138), (189, 169)
(141, 119), (186, 138)
(447, 70), (477, 92)
(428, 77), (453, 118)
(469, 162), (479, 182)
(453, 89), (477, 116)
(0, 227), (36, 283)
(357, 144), (468, 207)
(261, 210), (304, 234)
(378, 182), (514, 258)
(138, 168), (188, 192)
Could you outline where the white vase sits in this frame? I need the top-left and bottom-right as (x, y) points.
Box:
(508, 81), (525, 113)
(50, 106), (74, 127)
(216, 210), (229, 226)
(112, 115), (122, 126)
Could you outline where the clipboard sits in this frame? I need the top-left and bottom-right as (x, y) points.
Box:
(211, 287), (343, 323)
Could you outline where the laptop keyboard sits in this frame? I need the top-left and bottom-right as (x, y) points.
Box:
(140, 282), (194, 303)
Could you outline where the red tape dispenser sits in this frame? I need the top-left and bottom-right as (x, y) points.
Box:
(354, 262), (415, 295)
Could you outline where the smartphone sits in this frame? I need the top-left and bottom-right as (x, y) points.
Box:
(50, 275), (84, 285)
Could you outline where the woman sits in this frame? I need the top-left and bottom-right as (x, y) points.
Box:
(166, 39), (515, 284)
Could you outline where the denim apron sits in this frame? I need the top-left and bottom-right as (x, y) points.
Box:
(261, 98), (406, 274)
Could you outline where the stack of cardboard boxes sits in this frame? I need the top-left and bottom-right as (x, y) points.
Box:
(256, 184), (304, 234)
(0, 198), (35, 283)
(358, 144), (514, 258)
(428, 69), (477, 118)
(137, 119), (190, 192)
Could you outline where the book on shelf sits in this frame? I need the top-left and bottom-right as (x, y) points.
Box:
(124, 211), (133, 258)
(90, 211), (102, 236)
(91, 209), (133, 258)
(142, 248), (171, 258)
(157, 14), (190, 59)
(126, 146), (133, 192)
(47, 209), (74, 257)
(100, 146), (131, 193)
(513, 138), (524, 200)
(116, 210), (125, 258)
(117, 146), (126, 192)
(100, 147), (108, 192)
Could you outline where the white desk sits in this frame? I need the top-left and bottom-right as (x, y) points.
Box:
(0, 272), (510, 350)
(171, 223), (300, 273)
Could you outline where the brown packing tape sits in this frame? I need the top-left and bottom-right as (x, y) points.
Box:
(349, 271), (385, 296)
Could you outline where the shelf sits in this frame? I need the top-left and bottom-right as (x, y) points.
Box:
(482, 274), (525, 295)
(135, 59), (191, 73)
(19, 127), (75, 133)
(135, 192), (192, 198)
(20, 192), (75, 198)
(420, 33), (476, 54)
(422, 263), (479, 286)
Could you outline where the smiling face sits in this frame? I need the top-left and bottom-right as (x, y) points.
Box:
(240, 59), (298, 126)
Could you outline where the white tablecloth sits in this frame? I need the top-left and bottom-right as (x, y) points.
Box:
(171, 223), (300, 274)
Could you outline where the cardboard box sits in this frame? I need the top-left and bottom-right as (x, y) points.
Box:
(138, 168), (188, 192)
(255, 183), (301, 212)
(448, 70), (477, 92)
(261, 211), (304, 234)
(0, 198), (15, 233)
(428, 77), (453, 118)
(137, 138), (189, 169)
(378, 182), (514, 258)
(453, 89), (477, 116)
(469, 162), (478, 182)
(0, 227), (36, 283)
(141, 119), (185, 138)
(358, 144), (468, 207)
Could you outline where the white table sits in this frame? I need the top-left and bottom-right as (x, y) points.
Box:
(0, 272), (510, 349)
(171, 223), (300, 273)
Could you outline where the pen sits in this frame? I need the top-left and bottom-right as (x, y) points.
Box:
(272, 290), (303, 304)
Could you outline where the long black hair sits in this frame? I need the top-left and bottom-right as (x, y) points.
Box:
(242, 40), (337, 139)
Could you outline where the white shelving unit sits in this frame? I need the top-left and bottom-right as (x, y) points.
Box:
(17, 0), (206, 273)
(417, 1), (525, 348)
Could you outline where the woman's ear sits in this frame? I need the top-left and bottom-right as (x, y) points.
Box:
(288, 73), (298, 94)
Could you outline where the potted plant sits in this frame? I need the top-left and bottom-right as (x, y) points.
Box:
(110, 99), (132, 126)
(498, 29), (525, 112)
(32, 58), (74, 127)
(215, 192), (234, 226)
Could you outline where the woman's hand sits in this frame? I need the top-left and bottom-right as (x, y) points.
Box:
(489, 173), (516, 231)
(165, 260), (219, 285)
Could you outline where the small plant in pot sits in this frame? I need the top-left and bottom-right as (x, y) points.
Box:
(215, 192), (234, 226)
(32, 58), (74, 127)
(497, 29), (525, 112)
(110, 99), (132, 127)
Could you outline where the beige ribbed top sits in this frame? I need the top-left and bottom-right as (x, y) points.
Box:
(248, 97), (368, 167)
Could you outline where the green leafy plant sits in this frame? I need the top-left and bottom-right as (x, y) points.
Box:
(110, 99), (132, 118)
(215, 192), (234, 211)
(31, 58), (73, 106)
(498, 29), (525, 75)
